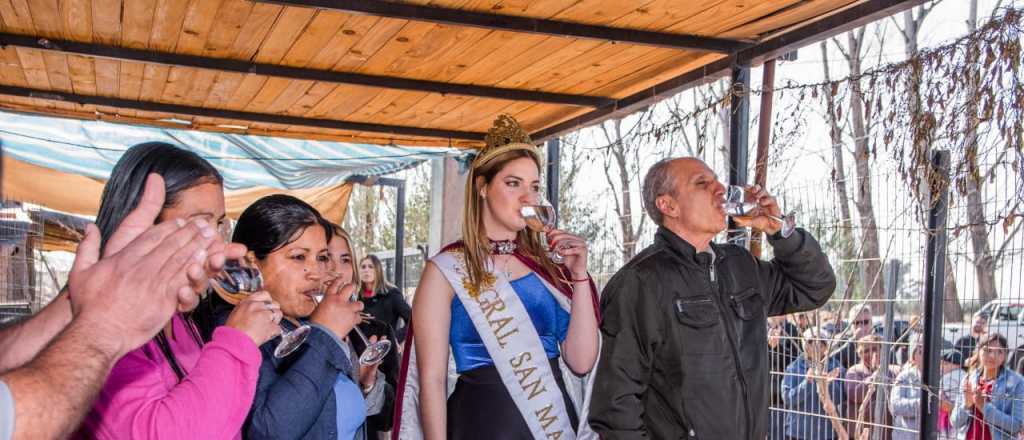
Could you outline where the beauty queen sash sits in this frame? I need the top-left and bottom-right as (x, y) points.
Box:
(393, 249), (599, 440)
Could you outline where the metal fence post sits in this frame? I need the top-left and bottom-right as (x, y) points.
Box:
(875, 260), (900, 439)
(920, 149), (950, 440)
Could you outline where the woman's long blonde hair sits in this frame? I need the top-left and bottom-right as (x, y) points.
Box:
(328, 223), (359, 286)
(460, 148), (564, 291)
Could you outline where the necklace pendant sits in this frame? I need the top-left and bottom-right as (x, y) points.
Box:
(489, 239), (517, 255)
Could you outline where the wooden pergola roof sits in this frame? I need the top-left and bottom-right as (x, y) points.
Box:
(0, 0), (921, 147)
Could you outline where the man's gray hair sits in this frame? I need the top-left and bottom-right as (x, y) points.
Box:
(642, 158), (680, 226)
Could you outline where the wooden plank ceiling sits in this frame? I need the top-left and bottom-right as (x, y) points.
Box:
(0, 0), (873, 147)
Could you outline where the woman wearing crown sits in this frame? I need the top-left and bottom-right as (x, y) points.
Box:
(393, 115), (601, 439)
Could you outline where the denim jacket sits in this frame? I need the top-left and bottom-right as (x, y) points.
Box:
(782, 356), (846, 440)
(888, 365), (921, 440)
(950, 368), (1024, 440)
(243, 319), (384, 440)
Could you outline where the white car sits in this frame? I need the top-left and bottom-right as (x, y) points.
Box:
(942, 300), (1024, 368)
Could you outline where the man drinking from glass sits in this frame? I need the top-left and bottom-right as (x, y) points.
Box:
(589, 157), (837, 439)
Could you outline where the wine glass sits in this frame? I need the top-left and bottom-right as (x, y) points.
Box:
(210, 261), (311, 358)
(723, 185), (797, 237)
(323, 272), (392, 365)
(349, 300), (392, 365)
(520, 193), (563, 264)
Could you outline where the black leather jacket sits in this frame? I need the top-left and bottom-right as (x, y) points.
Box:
(589, 226), (837, 439)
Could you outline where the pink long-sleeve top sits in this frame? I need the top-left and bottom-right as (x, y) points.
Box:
(75, 314), (261, 439)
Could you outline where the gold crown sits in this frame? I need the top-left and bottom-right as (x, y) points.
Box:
(474, 114), (538, 169)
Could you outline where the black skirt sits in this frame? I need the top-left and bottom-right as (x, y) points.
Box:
(446, 357), (579, 440)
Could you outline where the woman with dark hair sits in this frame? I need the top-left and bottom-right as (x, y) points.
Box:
(215, 194), (387, 440)
(951, 333), (1024, 440)
(395, 115), (600, 439)
(76, 142), (283, 439)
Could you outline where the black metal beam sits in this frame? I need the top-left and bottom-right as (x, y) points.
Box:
(393, 179), (407, 291)
(545, 138), (560, 221)
(259, 0), (748, 53)
(921, 150), (950, 440)
(727, 64), (750, 244)
(0, 33), (610, 108)
(532, 0), (924, 142)
(0, 84), (486, 141)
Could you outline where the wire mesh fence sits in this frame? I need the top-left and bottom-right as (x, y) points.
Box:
(0, 201), (82, 324)
(757, 151), (1024, 440)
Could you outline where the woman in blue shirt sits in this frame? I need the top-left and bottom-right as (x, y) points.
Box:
(951, 333), (1024, 440)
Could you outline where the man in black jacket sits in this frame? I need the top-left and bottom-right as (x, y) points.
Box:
(589, 157), (837, 439)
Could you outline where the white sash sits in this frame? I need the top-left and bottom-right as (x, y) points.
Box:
(395, 250), (597, 439)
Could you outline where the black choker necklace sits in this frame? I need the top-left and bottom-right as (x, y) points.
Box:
(488, 239), (517, 255)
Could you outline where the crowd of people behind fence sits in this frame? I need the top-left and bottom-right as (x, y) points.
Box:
(0, 114), (1022, 439)
(768, 306), (1024, 440)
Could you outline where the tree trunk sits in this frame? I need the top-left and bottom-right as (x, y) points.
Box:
(964, 0), (999, 307)
(362, 186), (377, 249)
(821, 41), (860, 301)
(600, 118), (641, 263)
(846, 30), (887, 311)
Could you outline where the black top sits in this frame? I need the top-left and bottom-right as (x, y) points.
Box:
(359, 286), (412, 343)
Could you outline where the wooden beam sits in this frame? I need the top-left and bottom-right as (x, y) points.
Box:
(0, 33), (611, 107)
(0, 84), (486, 141)
(259, 0), (749, 53)
(532, 0), (925, 142)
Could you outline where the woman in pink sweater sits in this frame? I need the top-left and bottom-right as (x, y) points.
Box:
(73, 142), (282, 439)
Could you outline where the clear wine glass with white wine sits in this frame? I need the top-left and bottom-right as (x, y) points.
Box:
(210, 261), (310, 358)
(520, 193), (563, 264)
(723, 185), (797, 237)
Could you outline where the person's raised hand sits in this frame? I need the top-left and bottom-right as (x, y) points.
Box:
(93, 173), (241, 312)
(731, 184), (783, 235)
(546, 229), (589, 279)
(68, 176), (220, 357)
(767, 327), (781, 349)
(963, 381), (975, 408)
(225, 291), (282, 346)
(309, 280), (362, 339)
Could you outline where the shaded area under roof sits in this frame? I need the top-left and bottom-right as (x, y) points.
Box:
(0, 0), (923, 146)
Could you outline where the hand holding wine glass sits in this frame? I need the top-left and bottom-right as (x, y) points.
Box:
(224, 291), (283, 346)
(724, 184), (796, 237)
(309, 278), (363, 341)
(211, 260), (310, 358)
(521, 193), (567, 264)
(546, 229), (589, 278)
